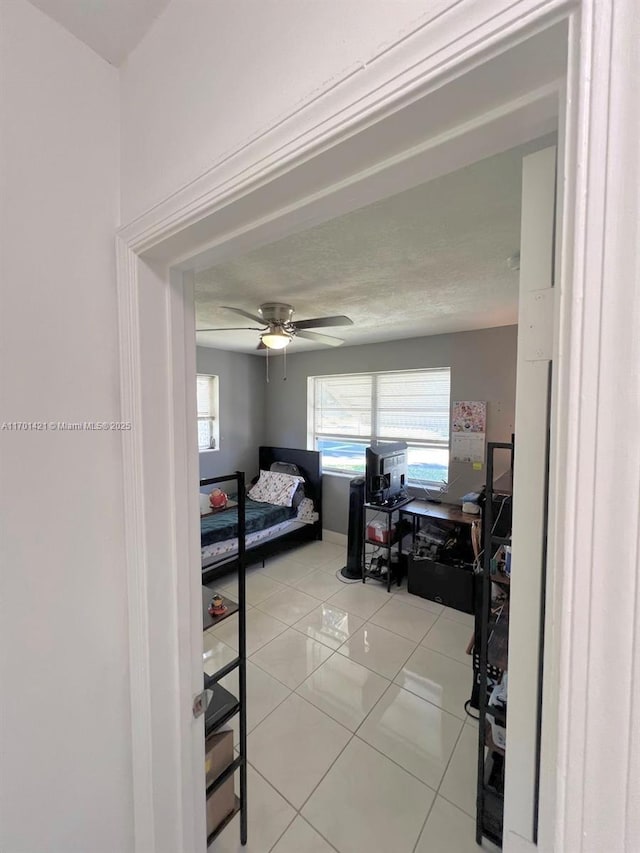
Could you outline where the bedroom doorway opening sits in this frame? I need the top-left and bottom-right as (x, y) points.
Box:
(119, 5), (640, 847)
(187, 25), (564, 846)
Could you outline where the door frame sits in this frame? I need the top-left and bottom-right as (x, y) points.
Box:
(116, 2), (640, 851)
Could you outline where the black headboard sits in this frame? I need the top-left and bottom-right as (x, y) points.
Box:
(258, 446), (322, 528)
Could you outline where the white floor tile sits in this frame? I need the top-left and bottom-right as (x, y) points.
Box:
(270, 816), (335, 853)
(255, 588), (321, 626)
(293, 568), (346, 600)
(292, 604), (364, 651)
(209, 764), (295, 853)
(438, 725), (478, 817)
(338, 622), (417, 680)
(213, 609), (287, 656)
(302, 737), (435, 853)
(440, 605), (475, 628)
(357, 684), (463, 789)
(250, 628), (333, 689)
(314, 552), (349, 573)
(327, 583), (388, 620)
(261, 556), (317, 586)
(248, 693), (351, 809)
(415, 796), (494, 853)
(392, 585), (444, 615)
(420, 616), (474, 668)
(220, 572), (288, 606)
(369, 597), (439, 642)
(395, 646), (473, 720)
(203, 633), (237, 677)
(295, 540), (346, 566)
(219, 661), (291, 741)
(297, 653), (389, 731)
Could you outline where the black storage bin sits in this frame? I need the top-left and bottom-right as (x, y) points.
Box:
(407, 555), (475, 613)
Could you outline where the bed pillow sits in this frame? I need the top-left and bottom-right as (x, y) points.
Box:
(269, 462), (306, 507)
(199, 493), (211, 515)
(270, 461), (301, 477)
(290, 482), (306, 509)
(248, 469), (305, 507)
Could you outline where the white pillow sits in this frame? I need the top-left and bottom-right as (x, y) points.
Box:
(248, 469), (305, 507)
(199, 493), (211, 515)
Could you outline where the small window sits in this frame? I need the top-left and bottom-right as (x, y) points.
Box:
(196, 374), (219, 451)
(308, 367), (451, 486)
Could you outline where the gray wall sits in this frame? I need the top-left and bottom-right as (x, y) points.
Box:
(264, 326), (518, 533)
(197, 346), (266, 485)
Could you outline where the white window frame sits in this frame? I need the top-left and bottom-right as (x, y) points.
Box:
(307, 367), (451, 485)
(196, 374), (219, 451)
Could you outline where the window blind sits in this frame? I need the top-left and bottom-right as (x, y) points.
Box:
(376, 369), (450, 444)
(314, 374), (372, 437)
(309, 367), (451, 482)
(197, 375), (213, 417)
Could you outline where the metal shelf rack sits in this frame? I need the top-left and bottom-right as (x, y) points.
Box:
(476, 442), (513, 848)
(200, 471), (247, 848)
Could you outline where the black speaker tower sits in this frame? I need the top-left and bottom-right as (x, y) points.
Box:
(340, 477), (365, 581)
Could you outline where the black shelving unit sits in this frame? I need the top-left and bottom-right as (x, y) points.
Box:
(476, 442), (513, 848)
(362, 500), (411, 591)
(200, 472), (247, 848)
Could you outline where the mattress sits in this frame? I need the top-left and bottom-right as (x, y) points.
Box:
(200, 499), (296, 547)
(201, 518), (304, 564)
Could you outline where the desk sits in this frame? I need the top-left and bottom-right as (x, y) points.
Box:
(399, 500), (481, 612)
(401, 499), (480, 526)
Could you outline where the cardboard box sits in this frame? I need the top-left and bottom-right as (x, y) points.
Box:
(205, 729), (235, 837)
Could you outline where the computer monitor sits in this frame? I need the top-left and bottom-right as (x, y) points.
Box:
(365, 441), (408, 505)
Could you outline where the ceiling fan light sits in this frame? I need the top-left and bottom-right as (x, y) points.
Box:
(261, 329), (292, 350)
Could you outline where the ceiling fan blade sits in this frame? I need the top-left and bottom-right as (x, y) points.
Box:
(196, 326), (265, 332)
(221, 306), (265, 324)
(295, 329), (345, 347)
(294, 315), (353, 330)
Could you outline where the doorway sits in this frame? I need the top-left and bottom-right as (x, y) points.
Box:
(116, 6), (639, 852)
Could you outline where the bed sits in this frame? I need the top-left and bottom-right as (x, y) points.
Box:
(200, 446), (322, 584)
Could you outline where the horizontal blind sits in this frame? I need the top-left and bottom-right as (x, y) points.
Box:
(314, 374), (372, 436)
(197, 375), (212, 418)
(376, 369), (450, 443)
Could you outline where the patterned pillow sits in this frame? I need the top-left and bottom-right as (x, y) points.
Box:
(248, 469), (305, 507)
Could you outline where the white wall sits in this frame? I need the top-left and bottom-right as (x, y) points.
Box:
(0, 3), (133, 852)
(197, 346), (266, 481)
(119, 0), (440, 223)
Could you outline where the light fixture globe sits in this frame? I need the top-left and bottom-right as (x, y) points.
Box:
(261, 328), (292, 349)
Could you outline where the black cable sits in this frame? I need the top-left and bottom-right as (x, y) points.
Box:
(464, 699), (480, 720)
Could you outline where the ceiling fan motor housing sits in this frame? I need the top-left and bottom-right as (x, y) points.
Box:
(258, 302), (294, 326)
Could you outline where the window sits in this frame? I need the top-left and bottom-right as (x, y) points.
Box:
(308, 368), (451, 485)
(197, 374), (219, 451)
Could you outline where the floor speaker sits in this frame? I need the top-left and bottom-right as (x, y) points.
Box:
(340, 477), (365, 581)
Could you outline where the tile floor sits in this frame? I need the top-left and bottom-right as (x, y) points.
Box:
(206, 540), (498, 853)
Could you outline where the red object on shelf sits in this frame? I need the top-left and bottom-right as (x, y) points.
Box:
(367, 521), (391, 544)
(210, 488), (228, 509)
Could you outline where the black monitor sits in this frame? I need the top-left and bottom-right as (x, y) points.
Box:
(365, 441), (408, 505)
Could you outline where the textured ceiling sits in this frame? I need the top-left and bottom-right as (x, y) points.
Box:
(29, 0), (170, 65)
(195, 141), (541, 354)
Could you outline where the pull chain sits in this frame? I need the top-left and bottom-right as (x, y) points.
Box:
(265, 347), (269, 383)
(283, 345), (287, 381)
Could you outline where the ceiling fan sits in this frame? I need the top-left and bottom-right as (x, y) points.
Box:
(197, 302), (354, 350)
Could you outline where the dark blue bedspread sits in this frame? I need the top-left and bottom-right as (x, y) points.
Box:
(200, 499), (296, 547)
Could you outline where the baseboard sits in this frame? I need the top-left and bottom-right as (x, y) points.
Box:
(322, 529), (347, 547)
